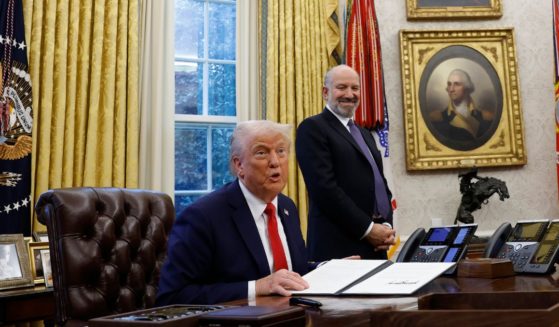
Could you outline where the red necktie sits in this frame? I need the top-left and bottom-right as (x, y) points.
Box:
(265, 203), (288, 271)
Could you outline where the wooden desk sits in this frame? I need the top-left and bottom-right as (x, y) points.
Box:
(0, 285), (55, 325)
(229, 274), (559, 326)
(2, 275), (558, 326)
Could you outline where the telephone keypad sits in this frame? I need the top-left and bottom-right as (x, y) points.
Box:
(410, 246), (447, 262)
(497, 242), (538, 272)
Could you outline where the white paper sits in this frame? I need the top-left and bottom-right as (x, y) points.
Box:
(292, 259), (388, 295)
(343, 262), (455, 295)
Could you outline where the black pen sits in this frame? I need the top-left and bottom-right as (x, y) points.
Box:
(289, 297), (322, 308)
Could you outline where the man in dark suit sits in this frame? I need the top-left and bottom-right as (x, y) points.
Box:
(296, 65), (396, 261)
(157, 120), (309, 305)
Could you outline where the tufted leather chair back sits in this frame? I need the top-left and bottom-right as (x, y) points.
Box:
(35, 187), (175, 326)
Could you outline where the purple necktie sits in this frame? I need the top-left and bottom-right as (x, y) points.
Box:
(348, 119), (391, 219)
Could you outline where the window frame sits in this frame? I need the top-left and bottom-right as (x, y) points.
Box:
(173, 0), (239, 208)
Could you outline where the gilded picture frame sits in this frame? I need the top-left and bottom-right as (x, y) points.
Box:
(400, 28), (525, 170)
(32, 231), (49, 242)
(407, 0), (502, 20)
(28, 241), (49, 284)
(0, 234), (34, 290)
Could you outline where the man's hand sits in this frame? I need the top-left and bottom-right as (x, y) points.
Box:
(255, 269), (309, 297)
(365, 224), (396, 251)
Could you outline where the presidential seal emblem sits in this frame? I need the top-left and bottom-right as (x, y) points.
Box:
(0, 62), (32, 161)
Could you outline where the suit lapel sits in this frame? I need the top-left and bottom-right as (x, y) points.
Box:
(277, 197), (303, 273)
(361, 128), (383, 167)
(228, 181), (271, 276)
(277, 199), (294, 252)
(321, 108), (382, 166)
(321, 109), (361, 154)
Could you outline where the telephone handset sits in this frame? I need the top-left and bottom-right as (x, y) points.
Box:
(490, 219), (550, 273)
(396, 224), (477, 270)
(523, 220), (559, 274)
(395, 228), (425, 262)
(483, 222), (512, 258)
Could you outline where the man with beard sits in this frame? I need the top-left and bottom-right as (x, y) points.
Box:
(296, 65), (396, 261)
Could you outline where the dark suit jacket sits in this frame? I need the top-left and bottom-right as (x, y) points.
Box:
(296, 109), (393, 261)
(156, 180), (309, 305)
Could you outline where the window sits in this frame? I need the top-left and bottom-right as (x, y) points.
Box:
(174, 0), (237, 214)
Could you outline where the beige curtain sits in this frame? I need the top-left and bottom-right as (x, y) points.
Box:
(237, 0), (261, 121)
(138, 0), (175, 198)
(264, 0), (340, 237)
(24, 0), (140, 232)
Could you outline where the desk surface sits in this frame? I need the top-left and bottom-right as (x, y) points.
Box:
(229, 274), (559, 327)
(2, 274), (558, 326)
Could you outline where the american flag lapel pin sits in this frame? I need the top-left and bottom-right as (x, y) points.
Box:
(283, 208), (289, 216)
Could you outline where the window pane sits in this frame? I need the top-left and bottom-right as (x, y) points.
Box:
(175, 62), (203, 114)
(175, 194), (204, 215)
(212, 126), (235, 187)
(208, 2), (236, 60)
(175, 0), (204, 58)
(175, 125), (207, 190)
(174, 0), (237, 215)
(208, 63), (236, 116)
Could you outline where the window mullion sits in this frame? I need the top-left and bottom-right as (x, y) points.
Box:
(204, 0), (211, 190)
(203, 0), (210, 116)
(207, 125), (213, 191)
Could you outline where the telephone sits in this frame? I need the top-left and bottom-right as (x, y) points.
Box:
(396, 224), (478, 269)
(483, 222), (512, 258)
(485, 219), (551, 273)
(395, 228), (426, 263)
(521, 220), (559, 274)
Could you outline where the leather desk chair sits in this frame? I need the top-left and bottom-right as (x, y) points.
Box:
(35, 187), (175, 326)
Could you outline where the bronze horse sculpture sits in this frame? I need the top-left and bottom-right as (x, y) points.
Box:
(454, 168), (509, 224)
